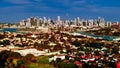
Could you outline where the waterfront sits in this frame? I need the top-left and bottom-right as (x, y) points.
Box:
(1, 28), (18, 32)
(0, 0), (120, 67)
(0, 25), (120, 68)
(0, 28), (119, 41)
(78, 31), (117, 41)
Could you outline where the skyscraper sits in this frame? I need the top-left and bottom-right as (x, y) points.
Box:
(35, 16), (40, 27)
(39, 18), (43, 26)
(57, 16), (61, 25)
(26, 18), (31, 27)
(88, 19), (94, 27)
(20, 20), (25, 26)
(43, 16), (47, 26)
(30, 17), (34, 26)
(48, 18), (51, 25)
(76, 17), (80, 26)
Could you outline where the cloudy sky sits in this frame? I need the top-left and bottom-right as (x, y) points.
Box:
(0, 0), (120, 23)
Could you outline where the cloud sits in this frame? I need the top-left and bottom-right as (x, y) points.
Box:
(0, 6), (28, 14)
(73, 0), (86, 5)
(89, 7), (120, 14)
(3, 0), (31, 4)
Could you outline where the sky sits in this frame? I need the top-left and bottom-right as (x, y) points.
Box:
(0, 0), (120, 23)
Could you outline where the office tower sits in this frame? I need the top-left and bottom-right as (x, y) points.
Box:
(43, 17), (47, 23)
(99, 22), (105, 28)
(34, 16), (40, 27)
(88, 19), (94, 27)
(74, 18), (77, 26)
(98, 17), (102, 26)
(20, 20), (25, 26)
(85, 20), (88, 27)
(76, 17), (80, 26)
(39, 18), (43, 26)
(48, 18), (51, 25)
(109, 22), (112, 27)
(34, 17), (38, 26)
(57, 16), (61, 25)
(43, 16), (47, 26)
(30, 17), (34, 26)
(106, 21), (111, 27)
(67, 20), (71, 26)
(64, 20), (69, 25)
(116, 21), (119, 25)
(26, 18), (31, 27)
(94, 19), (98, 26)
(98, 17), (105, 28)
(80, 19), (84, 26)
(37, 18), (40, 27)
(106, 21), (109, 27)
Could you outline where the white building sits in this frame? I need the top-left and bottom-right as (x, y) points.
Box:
(20, 20), (26, 26)
(57, 16), (61, 25)
(26, 18), (31, 27)
(76, 17), (80, 26)
(88, 19), (94, 27)
(43, 17), (47, 26)
(48, 18), (51, 25)
(35, 17), (40, 27)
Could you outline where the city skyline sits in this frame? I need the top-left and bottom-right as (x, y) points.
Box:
(0, 0), (120, 23)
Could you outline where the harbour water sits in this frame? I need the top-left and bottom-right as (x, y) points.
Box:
(78, 31), (117, 41)
(0, 28), (117, 41)
(1, 28), (18, 32)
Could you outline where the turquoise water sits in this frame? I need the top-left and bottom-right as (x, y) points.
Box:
(0, 28), (117, 41)
(2, 28), (18, 32)
(78, 31), (116, 41)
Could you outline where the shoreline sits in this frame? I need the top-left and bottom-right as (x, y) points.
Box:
(0, 27), (120, 41)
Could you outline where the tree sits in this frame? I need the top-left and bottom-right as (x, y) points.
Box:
(0, 34), (5, 39)
(0, 50), (22, 68)
(112, 45), (119, 54)
(34, 42), (39, 48)
(22, 54), (35, 64)
(113, 32), (120, 36)
(71, 39), (81, 47)
(2, 40), (10, 46)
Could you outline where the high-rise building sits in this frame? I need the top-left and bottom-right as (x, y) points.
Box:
(106, 21), (109, 27)
(20, 20), (25, 26)
(98, 17), (105, 28)
(94, 19), (98, 26)
(76, 17), (80, 26)
(19, 16), (116, 28)
(43, 17), (47, 23)
(109, 22), (112, 27)
(39, 18), (43, 26)
(30, 17), (34, 26)
(26, 18), (31, 27)
(88, 19), (94, 27)
(74, 18), (77, 26)
(43, 17), (47, 26)
(48, 18), (51, 25)
(34, 16), (39, 27)
(57, 16), (61, 25)
(116, 21), (119, 25)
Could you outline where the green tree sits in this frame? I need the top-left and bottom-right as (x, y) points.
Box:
(2, 40), (10, 46)
(112, 45), (119, 54)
